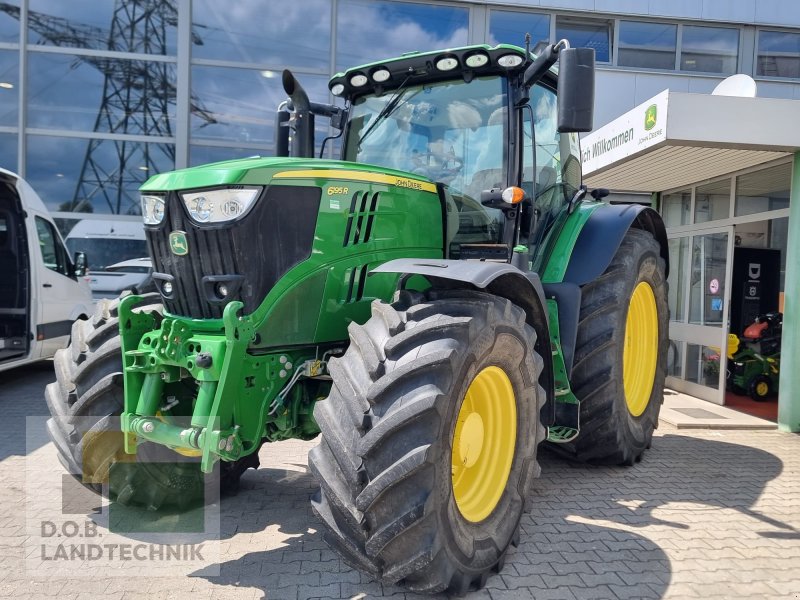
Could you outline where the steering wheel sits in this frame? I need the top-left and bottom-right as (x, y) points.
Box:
(411, 150), (464, 183)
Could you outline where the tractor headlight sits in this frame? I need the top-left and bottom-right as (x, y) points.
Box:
(141, 194), (166, 225)
(179, 186), (262, 223)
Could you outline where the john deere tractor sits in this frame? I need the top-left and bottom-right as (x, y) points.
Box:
(45, 41), (668, 593)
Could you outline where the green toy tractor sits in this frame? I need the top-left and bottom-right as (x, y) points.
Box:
(728, 312), (782, 401)
(45, 41), (669, 593)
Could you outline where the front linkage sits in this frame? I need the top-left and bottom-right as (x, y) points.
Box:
(117, 294), (320, 474)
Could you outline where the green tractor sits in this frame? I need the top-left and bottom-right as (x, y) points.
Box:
(45, 40), (669, 593)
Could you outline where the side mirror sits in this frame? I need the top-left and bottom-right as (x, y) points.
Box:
(73, 251), (87, 277)
(557, 47), (595, 133)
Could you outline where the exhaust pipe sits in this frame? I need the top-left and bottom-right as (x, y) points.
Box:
(282, 69), (315, 158)
(275, 101), (291, 157)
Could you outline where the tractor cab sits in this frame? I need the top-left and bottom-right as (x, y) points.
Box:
(281, 43), (595, 266)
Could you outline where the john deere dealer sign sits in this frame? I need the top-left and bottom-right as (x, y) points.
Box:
(581, 90), (669, 175)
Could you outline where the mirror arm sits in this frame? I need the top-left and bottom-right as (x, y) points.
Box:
(309, 102), (347, 130)
(481, 187), (529, 212)
(567, 185), (588, 215)
(522, 39), (570, 89)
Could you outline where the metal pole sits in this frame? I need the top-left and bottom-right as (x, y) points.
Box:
(175, 0), (191, 169)
(778, 151), (800, 432)
(17, 0), (28, 176)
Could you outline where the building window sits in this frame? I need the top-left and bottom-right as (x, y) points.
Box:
(688, 232), (729, 328)
(489, 10), (549, 48)
(735, 162), (791, 217)
(618, 21), (676, 70)
(28, 0), (177, 55)
(0, 0), (19, 44)
(0, 133), (16, 168)
(685, 343), (722, 388)
(27, 52), (177, 134)
(668, 237), (689, 322)
(694, 178), (730, 224)
(757, 30), (800, 78)
(680, 26), (739, 74)
(336, 0), (469, 70)
(0, 49), (18, 126)
(661, 189), (691, 227)
(556, 17), (611, 63)
(190, 66), (328, 146)
(192, 0), (331, 69)
(26, 135), (174, 215)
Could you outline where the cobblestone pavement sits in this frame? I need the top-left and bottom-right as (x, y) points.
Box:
(1, 362), (799, 599)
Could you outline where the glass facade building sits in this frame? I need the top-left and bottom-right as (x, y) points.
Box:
(0, 0), (799, 233)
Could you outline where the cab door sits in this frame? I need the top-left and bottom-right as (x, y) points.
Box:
(32, 214), (87, 357)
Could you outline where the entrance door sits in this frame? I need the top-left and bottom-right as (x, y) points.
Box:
(666, 225), (734, 404)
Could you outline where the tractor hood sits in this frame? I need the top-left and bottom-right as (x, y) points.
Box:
(138, 156), (442, 321)
(140, 157), (436, 193)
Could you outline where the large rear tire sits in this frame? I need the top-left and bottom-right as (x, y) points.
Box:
(45, 294), (258, 510)
(310, 289), (545, 594)
(557, 228), (668, 465)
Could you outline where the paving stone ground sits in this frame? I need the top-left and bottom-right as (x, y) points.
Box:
(1, 361), (799, 599)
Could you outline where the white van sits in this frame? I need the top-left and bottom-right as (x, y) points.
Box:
(0, 168), (93, 372)
(64, 219), (148, 300)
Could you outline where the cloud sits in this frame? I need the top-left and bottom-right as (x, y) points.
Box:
(192, 0), (332, 68)
(335, 0), (469, 69)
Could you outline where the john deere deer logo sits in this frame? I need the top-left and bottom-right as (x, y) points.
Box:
(169, 231), (189, 256)
(644, 104), (657, 131)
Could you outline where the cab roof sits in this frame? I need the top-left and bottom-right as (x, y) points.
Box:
(328, 44), (536, 101)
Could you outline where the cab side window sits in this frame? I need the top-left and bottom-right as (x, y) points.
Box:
(528, 84), (582, 207)
(35, 217), (71, 277)
(521, 85), (583, 250)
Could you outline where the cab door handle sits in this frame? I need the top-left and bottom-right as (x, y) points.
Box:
(43, 283), (52, 288)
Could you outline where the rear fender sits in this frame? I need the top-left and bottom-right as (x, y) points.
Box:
(371, 258), (555, 413)
(562, 203), (669, 286)
(539, 202), (668, 378)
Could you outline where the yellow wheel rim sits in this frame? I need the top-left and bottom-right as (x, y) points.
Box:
(451, 366), (516, 523)
(756, 381), (769, 397)
(623, 281), (659, 417)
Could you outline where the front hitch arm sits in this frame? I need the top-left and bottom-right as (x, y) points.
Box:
(118, 296), (254, 473)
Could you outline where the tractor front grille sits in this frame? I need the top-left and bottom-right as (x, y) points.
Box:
(146, 185), (321, 319)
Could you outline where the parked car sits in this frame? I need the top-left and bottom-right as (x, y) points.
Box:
(88, 257), (155, 300)
(0, 168), (93, 372)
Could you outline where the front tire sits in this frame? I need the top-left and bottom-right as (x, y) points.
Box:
(557, 227), (668, 465)
(45, 295), (257, 509)
(310, 289), (545, 594)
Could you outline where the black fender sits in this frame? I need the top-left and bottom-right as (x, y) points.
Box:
(563, 203), (669, 286)
(372, 258), (555, 412)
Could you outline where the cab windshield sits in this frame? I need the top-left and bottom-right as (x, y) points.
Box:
(345, 76), (506, 199)
(344, 76), (508, 250)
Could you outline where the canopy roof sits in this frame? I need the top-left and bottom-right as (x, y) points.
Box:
(582, 90), (800, 192)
